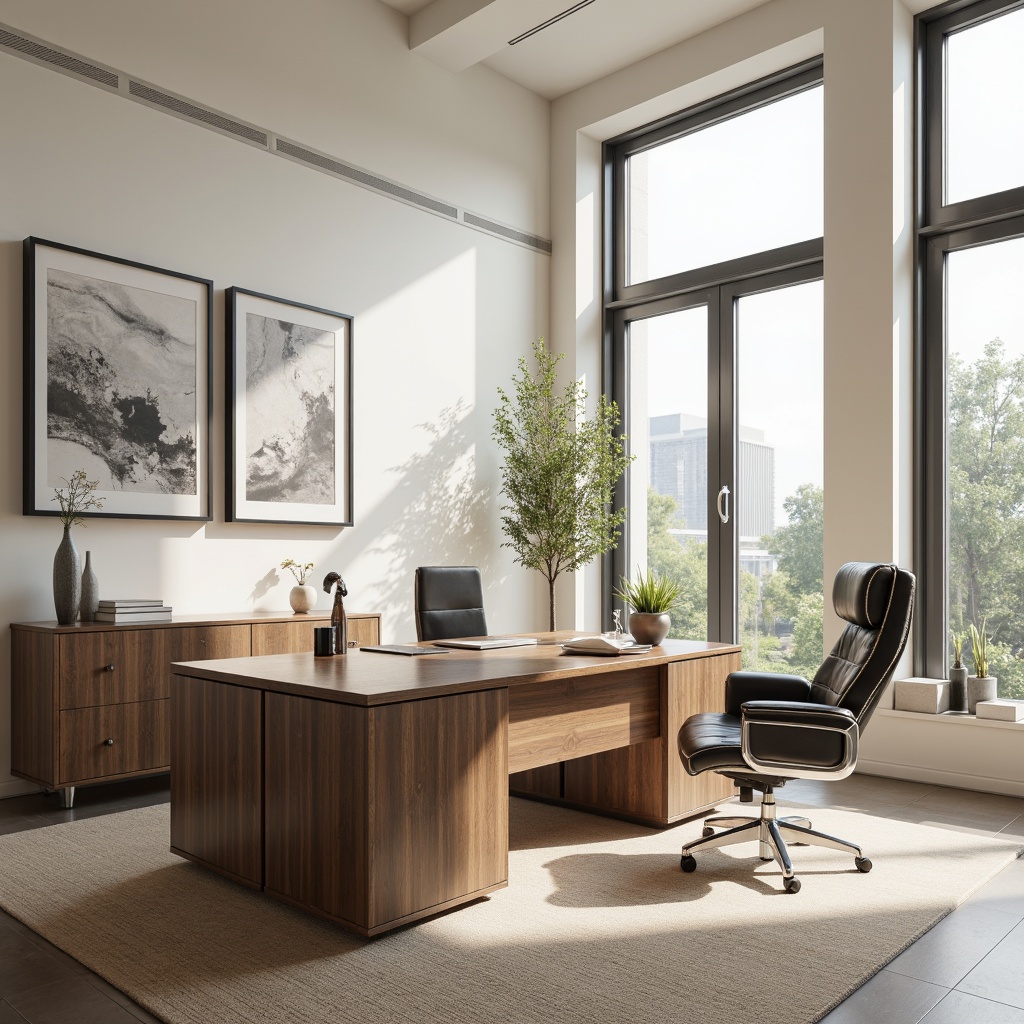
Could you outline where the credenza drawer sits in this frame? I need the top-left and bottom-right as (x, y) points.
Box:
(59, 625), (251, 708)
(60, 699), (169, 784)
(252, 615), (380, 656)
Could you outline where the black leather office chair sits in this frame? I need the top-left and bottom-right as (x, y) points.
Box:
(414, 566), (488, 642)
(677, 561), (915, 893)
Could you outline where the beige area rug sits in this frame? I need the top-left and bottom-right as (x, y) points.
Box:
(0, 799), (1020, 1024)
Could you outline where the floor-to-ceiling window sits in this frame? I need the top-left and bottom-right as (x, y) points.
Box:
(606, 62), (824, 671)
(919, 0), (1024, 698)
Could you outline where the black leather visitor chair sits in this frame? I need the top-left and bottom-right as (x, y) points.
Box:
(414, 566), (488, 642)
(677, 561), (916, 893)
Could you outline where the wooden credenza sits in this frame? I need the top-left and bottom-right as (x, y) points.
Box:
(9, 611), (381, 806)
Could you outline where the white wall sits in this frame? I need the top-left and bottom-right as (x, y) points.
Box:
(0, 0), (550, 796)
(550, 0), (1024, 793)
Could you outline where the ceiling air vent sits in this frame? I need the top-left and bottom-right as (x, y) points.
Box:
(0, 24), (118, 88)
(128, 80), (269, 148)
(508, 0), (598, 46)
(275, 138), (459, 219)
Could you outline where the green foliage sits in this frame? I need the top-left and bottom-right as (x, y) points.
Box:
(949, 629), (966, 669)
(969, 618), (991, 679)
(765, 483), (823, 600)
(790, 592), (825, 679)
(493, 340), (632, 630)
(645, 489), (708, 640)
(615, 568), (681, 613)
(948, 340), (1024, 698)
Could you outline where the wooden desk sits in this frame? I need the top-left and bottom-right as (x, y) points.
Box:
(170, 635), (739, 937)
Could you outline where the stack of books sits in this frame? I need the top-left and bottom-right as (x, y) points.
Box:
(94, 600), (173, 624)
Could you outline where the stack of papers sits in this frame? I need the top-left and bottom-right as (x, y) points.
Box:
(561, 636), (653, 656)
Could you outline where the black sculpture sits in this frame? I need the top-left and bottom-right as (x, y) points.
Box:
(323, 572), (348, 654)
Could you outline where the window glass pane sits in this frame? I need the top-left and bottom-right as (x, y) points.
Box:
(946, 8), (1024, 205)
(735, 281), (824, 673)
(947, 237), (1024, 699)
(627, 86), (822, 284)
(627, 306), (708, 640)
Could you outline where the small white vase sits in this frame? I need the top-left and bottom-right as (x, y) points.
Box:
(289, 585), (317, 613)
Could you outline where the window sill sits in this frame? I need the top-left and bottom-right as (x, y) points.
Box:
(877, 707), (1024, 732)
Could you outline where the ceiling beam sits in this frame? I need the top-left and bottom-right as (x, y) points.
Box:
(410, 0), (569, 73)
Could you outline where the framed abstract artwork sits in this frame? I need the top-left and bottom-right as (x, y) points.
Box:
(23, 237), (212, 521)
(226, 287), (353, 526)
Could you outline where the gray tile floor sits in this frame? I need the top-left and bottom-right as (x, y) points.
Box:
(0, 773), (1021, 1023)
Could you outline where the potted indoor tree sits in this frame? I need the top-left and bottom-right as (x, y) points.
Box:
(614, 568), (681, 646)
(967, 617), (997, 713)
(493, 339), (631, 631)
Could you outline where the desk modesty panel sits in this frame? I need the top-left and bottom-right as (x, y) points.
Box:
(170, 635), (739, 936)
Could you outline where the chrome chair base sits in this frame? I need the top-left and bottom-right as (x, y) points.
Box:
(680, 788), (871, 893)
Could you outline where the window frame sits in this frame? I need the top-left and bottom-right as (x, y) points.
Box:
(916, 0), (1024, 677)
(603, 61), (824, 637)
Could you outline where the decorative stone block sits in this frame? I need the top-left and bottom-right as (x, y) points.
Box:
(894, 677), (950, 714)
(975, 699), (1024, 722)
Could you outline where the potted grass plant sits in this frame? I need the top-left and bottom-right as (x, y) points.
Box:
(967, 617), (997, 713)
(614, 568), (681, 646)
(949, 628), (968, 713)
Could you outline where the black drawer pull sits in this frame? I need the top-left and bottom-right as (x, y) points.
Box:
(105, 664), (115, 672)
(103, 738), (115, 746)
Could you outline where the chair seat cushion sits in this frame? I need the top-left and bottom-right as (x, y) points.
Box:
(677, 712), (748, 776)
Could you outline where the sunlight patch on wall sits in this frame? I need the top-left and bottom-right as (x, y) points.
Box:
(576, 191), (595, 319)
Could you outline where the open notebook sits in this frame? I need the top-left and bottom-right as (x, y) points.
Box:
(432, 637), (539, 650)
(561, 636), (653, 656)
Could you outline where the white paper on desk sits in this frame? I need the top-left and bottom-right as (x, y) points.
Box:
(561, 636), (653, 655)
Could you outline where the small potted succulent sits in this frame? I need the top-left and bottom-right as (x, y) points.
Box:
(614, 568), (681, 646)
(948, 628), (968, 713)
(281, 559), (316, 613)
(967, 617), (997, 713)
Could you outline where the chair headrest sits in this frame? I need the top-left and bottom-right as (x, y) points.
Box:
(833, 562), (896, 629)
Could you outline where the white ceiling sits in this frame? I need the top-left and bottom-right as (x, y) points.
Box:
(378, 0), (776, 99)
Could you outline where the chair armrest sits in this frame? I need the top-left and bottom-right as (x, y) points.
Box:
(725, 672), (812, 717)
(740, 701), (859, 780)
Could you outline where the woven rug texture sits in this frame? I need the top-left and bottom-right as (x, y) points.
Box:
(0, 797), (1019, 1024)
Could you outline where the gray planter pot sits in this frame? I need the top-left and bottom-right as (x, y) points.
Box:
(629, 611), (670, 646)
(948, 665), (968, 712)
(967, 675), (997, 714)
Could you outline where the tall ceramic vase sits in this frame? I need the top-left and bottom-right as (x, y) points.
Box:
(80, 550), (99, 622)
(53, 526), (81, 625)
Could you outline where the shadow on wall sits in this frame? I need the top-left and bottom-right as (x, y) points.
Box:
(362, 400), (498, 639)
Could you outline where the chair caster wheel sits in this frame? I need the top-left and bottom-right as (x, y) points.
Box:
(681, 855), (697, 873)
(855, 857), (872, 873)
(702, 826), (714, 838)
(784, 877), (801, 893)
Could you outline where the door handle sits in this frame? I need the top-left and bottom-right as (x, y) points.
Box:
(717, 485), (730, 525)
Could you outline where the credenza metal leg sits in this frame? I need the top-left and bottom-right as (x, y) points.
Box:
(59, 786), (75, 809)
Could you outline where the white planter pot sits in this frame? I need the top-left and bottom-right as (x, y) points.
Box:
(289, 585), (317, 613)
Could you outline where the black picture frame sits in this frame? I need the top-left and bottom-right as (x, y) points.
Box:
(226, 287), (353, 526)
(23, 237), (213, 521)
